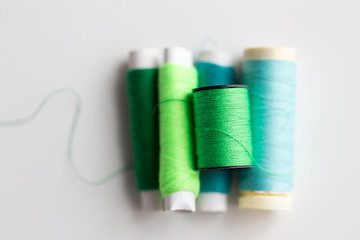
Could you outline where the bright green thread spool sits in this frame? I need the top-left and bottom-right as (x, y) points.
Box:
(159, 62), (200, 201)
(193, 85), (253, 170)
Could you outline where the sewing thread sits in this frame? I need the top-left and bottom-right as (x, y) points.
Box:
(0, 88), (132, 186)
(193, 85), (253, 169)
(196, 61), (238, 194)
(158, 63), (200, 198)
(238, 47), (297, 210)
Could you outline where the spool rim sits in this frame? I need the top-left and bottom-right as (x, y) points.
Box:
(200, 165), (253, 171)
(193, 84), (248, 92)
(238, 191), (293, 211)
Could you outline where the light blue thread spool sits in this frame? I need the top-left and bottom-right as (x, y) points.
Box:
(238, 47), (297, 210)
(195, 51), (238, 212)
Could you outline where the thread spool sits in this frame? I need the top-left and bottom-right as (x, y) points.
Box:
(127, 48), (161, 211)
(193, 85), (253, 170)
(196, 51), (237, 212)
(238, 47), (297, 210)
(159, 47), (200, 212)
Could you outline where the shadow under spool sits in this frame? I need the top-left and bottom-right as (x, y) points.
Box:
(193, 85), (253, 170)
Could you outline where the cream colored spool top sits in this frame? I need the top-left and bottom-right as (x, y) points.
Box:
(244, 47), (297, 62)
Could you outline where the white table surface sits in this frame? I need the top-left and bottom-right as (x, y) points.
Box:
(0, 0), (359, 239)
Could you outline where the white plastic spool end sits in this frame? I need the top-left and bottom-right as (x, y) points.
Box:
(163, 191), (196, 212)
(128, 48), (161, 70)
(164, 47), (193, 66)
(197, 193), (228, 212)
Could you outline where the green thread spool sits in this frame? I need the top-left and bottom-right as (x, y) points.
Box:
(0, 88), (133, 185)
(193, 85), (253, 170)
(196, 51), (237, 213)
(127, 49), (161, 211)
(159, 47), (200, 212)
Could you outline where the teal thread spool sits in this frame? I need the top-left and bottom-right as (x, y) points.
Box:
(238, 47), (297, 210)
(196, 51), (237, 212)
(159, 47), (200, 212)
(127, 49), (161, 211)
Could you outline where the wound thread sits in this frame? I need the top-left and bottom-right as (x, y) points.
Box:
(196, 60), (238, 196)
(238, 47), (297, 210)
(197, 62), (237, 87)
(159, 63), (200, 198)
(127, 68), (159, 191)
(193, 85), (253, 170)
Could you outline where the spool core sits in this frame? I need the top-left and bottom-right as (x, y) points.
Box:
(239, 191), (293, 211)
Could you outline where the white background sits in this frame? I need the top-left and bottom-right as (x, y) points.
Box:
(0, 0), (359, 239)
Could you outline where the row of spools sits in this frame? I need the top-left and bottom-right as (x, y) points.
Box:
(127, 46), (296, 212)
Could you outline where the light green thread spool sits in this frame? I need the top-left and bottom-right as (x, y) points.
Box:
(193, 85), (253, 170)
(159, 47), (199, 212)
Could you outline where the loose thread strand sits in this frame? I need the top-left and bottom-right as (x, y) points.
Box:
(0, 88), (132, 186)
